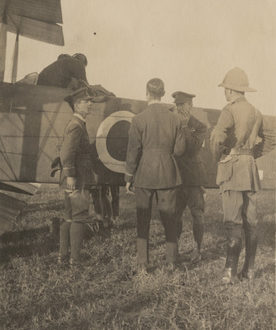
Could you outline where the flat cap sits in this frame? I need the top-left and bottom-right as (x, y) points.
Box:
(172, 91), (196, 104)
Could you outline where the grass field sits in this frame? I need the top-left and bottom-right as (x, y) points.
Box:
(0, 186), (275, 329)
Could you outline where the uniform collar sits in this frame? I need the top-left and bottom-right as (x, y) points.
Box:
(229, 95), (246, 105)
(73, 113), (86, 123)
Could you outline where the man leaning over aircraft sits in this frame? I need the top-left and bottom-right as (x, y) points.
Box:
(210, 67), (263, 284)
(171, 91), (207, 262)
(37, 53), (88, 90)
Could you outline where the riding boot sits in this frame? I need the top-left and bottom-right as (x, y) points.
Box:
(59, 220), (71, 262)
(70, 222), (84, 264)
(190, 217), (204, 262)
(137, 238), (149, 268)
(240, 229), (258, 281)
(192, 218), (204, 251)
(222, 237), (242, 284)
(166, 242), (178, 266)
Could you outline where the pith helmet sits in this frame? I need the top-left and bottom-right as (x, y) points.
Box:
(218, 67), (256, 92)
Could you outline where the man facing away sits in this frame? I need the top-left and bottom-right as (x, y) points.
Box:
(37, 53), (88, 89)
(210, 67), (262, 284)
(125, 78), (187, 270)
(171, 91), (207, 262)
(59, 87), (94, 267)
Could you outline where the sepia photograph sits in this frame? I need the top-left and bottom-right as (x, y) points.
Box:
(0, 0), (275, 329)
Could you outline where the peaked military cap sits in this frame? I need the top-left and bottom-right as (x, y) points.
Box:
(172, 91), (196, 104)
(64, 87), (93, 110)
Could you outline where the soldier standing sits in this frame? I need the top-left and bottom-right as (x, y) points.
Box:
(172, 91), (207, 262)
(59, 87), (94, 267)
(125, 78), (186, 271)
(211, 67), (262, 284)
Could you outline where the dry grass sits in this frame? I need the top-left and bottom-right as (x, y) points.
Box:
(0, 186), (275, 329)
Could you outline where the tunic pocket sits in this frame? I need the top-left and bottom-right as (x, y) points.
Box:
(216, 157), (238, 186)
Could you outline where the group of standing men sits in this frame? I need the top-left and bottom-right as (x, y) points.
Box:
(46, 52), (262, 285)
(125, 68), (262, 284)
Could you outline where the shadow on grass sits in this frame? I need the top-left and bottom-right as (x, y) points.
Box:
(22, 200), (64, 213)
(0, 237), (58, 263)
(0, 226), (50, 244)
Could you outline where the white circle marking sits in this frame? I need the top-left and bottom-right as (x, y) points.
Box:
(96, 110), (135, 173)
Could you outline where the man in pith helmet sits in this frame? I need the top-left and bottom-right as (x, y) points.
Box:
(171, 91), (207, 262)
(211, 67), (263, 284)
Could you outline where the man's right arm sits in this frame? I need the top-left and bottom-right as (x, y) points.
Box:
(125, 117), (142, 183)
(60, 123), (82, 178)
(210, 107), (234, 160)
(173, 118), (186, 157)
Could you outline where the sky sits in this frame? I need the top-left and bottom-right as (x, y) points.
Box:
(4, 0), (276, 115)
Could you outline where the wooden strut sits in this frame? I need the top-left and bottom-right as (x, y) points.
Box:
(11, 31), (19, 83)
(0, 22), (7, 82)
(0, 0), (10, 82)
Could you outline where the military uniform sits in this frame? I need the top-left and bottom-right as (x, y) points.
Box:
(171, 91), (207, 259)
(125, 102), (186, 266)
(59, 89), (94, 264)
(211, 80), (262, 282)
(37, 56), (88, 89)
(175, 115), (207, 250)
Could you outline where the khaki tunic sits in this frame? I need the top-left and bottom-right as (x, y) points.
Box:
(211, 96), (262, 192)
(60, 114), (94, 190)
(125, 103), (186, 189)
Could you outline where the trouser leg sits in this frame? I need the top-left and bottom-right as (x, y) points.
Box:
(188, 186), (204, 251)
(101, 186), (112, 227)
(90, 186), (112, 227)
(241, 191), (258, 279)
(70, 222), (84, 263)
(90, 188), (101, 216)
(158, 188), (178, 264)
(135, 188), (153, 266)
(175, 185), (188, 240)
(110, 185), (120, 218)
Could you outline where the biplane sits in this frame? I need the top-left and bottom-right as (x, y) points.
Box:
(0, 0), (275, 234)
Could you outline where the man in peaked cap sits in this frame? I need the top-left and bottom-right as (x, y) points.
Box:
(125, 78), (187, 271)
(59, 87), (95, 267)
(171, 91), (207, 263)
(210, 67), (263, 284)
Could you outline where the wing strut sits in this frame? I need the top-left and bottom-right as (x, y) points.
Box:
(11, 30), (19, 82)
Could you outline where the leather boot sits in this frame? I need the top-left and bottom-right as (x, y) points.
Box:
(192, 217), (204, 252)
(222, 238), (242, 284)
(70, 222), (84, 263)
(190, 217), (204, 263)
(59, 220), (71, 261)
(240, 230), (258, 281)
(137, 238), (149, 267)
